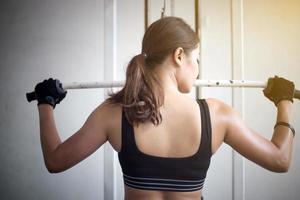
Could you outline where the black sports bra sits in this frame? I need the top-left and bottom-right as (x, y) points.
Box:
(118, 99), (212, 192)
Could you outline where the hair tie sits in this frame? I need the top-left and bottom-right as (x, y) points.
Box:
(122, 101), (146, 108)
(142, 52), (147, 58)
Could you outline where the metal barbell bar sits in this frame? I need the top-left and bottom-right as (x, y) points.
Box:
(26, 79), (300, 102)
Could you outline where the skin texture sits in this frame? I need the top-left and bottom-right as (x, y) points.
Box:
(38, 47), (294, 200)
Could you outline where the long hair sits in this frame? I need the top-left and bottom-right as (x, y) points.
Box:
(106, 17), (199, 126)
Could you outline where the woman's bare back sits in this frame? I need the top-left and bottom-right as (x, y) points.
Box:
(107, 96), (227, 200)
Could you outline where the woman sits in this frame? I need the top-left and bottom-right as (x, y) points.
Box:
(35, 17), (295, 200)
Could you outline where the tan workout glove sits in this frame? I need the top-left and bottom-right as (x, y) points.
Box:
(263, 75), (295, 106)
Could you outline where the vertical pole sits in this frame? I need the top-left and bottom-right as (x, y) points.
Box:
(231, 0), (245, 199)
(104, 0), (117, 199)
(145, 0), (149, 31)
(161, 0), (166, 18)
(195, 0), (199, 34)
(195, 0), (202, 99)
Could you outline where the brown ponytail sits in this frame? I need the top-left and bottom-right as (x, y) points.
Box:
(107, 53), (163, 126)
(107, 17), (199, 126)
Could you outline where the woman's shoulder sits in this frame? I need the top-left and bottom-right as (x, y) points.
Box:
(90, 100), (123, 130)
(202, 97), (233, 116)
(92, 100), (123, 141)
(97, 99), (123, 120)
(98, 97), (231, 116)
(200, 97), (222, 109)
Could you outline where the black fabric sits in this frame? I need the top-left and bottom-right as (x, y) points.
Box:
(34, 78), (67, 108)
(118, 98), (212, 192)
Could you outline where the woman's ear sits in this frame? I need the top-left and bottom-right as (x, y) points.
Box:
(173, 47), (184, 67)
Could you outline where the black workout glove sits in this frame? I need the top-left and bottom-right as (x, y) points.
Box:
(34, 78), (67, 108)
(263, 75), (295, 106)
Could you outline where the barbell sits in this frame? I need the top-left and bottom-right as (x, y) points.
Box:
(26, 79), (300, 102)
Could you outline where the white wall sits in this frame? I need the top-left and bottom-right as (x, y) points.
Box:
(201, 0), (300, 199)
(243, 1), (300, 199)
(200, 1), (233, 199)
(0, 0), (105, 199)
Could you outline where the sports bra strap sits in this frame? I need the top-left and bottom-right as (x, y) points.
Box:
(121, 110), (136, 153)
(197, 99), (212, 156)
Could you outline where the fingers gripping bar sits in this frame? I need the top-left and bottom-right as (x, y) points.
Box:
(26, 79), (300, 102)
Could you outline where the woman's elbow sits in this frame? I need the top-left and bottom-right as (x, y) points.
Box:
(46, 166), (63, 174)
(47, 167), (59, 174)
(275, 160), (290, 173)
(45, 162), (59, 173)
(45, 158), (65, 174)
(271, 153), (291, 173)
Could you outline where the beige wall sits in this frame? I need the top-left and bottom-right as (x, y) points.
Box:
(243, 1), (300, 199)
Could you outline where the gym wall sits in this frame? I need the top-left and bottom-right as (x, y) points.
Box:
(0, 0), (105, 199)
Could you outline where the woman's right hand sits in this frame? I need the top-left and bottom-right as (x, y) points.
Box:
(34, 78), (67, 109)
(263, 75), (295, 107)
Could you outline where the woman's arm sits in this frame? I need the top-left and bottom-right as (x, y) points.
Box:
(38, 101), (112, 173)
(220, 99), (294, 172)
(271, 100), (294, 171)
